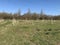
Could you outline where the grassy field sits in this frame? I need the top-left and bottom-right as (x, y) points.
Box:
(0, 20), (60, 45)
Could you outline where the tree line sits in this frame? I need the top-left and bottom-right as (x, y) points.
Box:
(0, 9), (60, 20)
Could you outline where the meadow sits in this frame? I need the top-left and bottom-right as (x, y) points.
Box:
(0, 20), (60, 45)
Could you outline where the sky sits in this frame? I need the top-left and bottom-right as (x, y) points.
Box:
(0, 0), (60, 15)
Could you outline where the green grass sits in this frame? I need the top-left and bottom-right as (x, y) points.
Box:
(0, 20), (60, 45)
